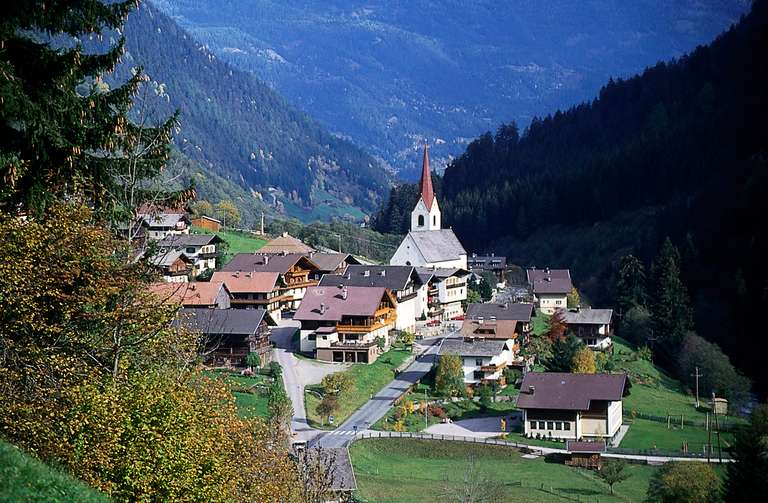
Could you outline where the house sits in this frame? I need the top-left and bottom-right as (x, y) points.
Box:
(158, 234), (222, 277)
(390, 145), (468, 271)
(211, 271), (283, 322)
(319, 265), (425, 332)
(439, 338), (517, 386)
(465, 302), (535, 338)
(563, 307), (613, 350)
(221, 253), (320, 311)
(148, 249), (192, 282)
(139, 212), (191, 240)
(516, 372), (628, 441)
(527, 268), (573, 314)
(309, 252), (361, 279)
(468, 253), (508, 283)
(191, 215), (222, 232)
(258, 232), (316, 254)
(294, 286), (397, 364)
(149, 281), (231, 309)
(416, 267), (470, 320)
(173, 307), (276, 367)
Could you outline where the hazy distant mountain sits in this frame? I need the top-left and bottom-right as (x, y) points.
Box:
(152, 0), (747, 179)
(116, 3), (390, 222)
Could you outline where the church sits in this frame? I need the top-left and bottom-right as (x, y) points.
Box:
(390, 145), (469, 320)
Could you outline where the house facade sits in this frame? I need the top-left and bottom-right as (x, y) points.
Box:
(468, 253), (508, 283)
(295, 286), (397, 363)
(564, 307), (613, 350)
(158, 234), (222, 277)
(527, 268), (573, 314)
(416, 267), (470, 321)
(465, 302), (535, 339)
(149, 249), (191, 283)
(140, 213), (191, 240)
(516, 372), (627, 441)
(440, 338), (516, 386)
(211, 271), (283, 322)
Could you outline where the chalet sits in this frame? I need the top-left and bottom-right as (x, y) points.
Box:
(295, 286), (397, 364)
(319, 265), (425, 332)
(527, 268), (573, 314)
(465, 302), (535, 338)
(258, 232), (316, 254)
(390, 145), (468, 271)
(309, 252), (361, 279)
(468, 253), (508, 282)
(158, 234), (222, 277)
(174, 307), (276, 367)
(139, 212), (191, 240)
(211, 271), (283, 322)
(416, 267), (470, 321)
(439, 338), (517, 387)
(221, 253), (320, 311)
(148, 250), (191, 282)
(149, 281), (231, 309)
(516, 372), (628, 441)
(563, 307), (613, 350)
(190, 215), (222, 232)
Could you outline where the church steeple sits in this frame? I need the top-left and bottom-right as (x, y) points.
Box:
(411, 143), (441, 231)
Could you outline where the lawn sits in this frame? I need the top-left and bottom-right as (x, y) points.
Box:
(350, 438), (660, 503)
(191, 226), (266, 263)
(531, 310), (550, 337)
(621, 418), (734, 454)
(0, 441), (109, 503)
(205, 370), (275, 419)
(373, 398), (517, 432)
(305, 347), (412, 429)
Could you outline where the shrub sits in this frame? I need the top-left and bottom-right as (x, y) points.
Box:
(428, 405), (446, 419)
(269, 361), (283, 378)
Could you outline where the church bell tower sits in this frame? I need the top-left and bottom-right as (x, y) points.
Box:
(410, 144), (441, 231)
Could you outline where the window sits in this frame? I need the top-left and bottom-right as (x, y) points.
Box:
(547, 421), (554, 430)
(186, 247), (196, 254)
(475, 358), (483, 366)
(473, 370), (484, 380)
(308, 334), (316, 341)
(555, 300), (562, 305)
(433, 215), (436, 226)
(418, 215), (425, 227)
(538, 421), (546, 429)
(564, 422), (571, 431)
(555, 422), (562, 430)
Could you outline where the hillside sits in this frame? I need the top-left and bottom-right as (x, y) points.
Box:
(0, 441), (109, 503)
(152, 0), (746, 178)
(375, 2), (768, 394)
(115, 3), (390, 222)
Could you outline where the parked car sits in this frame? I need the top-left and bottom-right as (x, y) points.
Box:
(426, 319), (440, 327)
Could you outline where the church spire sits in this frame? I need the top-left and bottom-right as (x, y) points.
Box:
(419, 144), (435, 210)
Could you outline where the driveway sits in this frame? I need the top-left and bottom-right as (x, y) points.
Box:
(425, 415), (519, 439)
(270, 319), (350, 443)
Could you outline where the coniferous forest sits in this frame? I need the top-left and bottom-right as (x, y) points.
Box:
(374, 2), (768, 395)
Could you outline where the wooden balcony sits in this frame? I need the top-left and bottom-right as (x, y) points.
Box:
(336, 320), (393, 333)
(480, 361), (507, 372)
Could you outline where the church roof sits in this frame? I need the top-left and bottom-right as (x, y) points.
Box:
(408, 229), (466, 263)
(419, 144), (435, 210)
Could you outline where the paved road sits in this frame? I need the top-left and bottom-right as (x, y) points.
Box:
(315, 335), (451, 448)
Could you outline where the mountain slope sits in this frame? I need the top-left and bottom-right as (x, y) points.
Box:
(153, 0), (747, 178)
(118, 3), (389, 221)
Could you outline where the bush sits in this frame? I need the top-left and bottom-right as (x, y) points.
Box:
(504, 368), (522, 385)
(678, 332), (750, 407)
(646, 462), (720, 503)
(428, 405), (446, 419)
(621, 305), (652, 346)
(269, 361), (283, 378)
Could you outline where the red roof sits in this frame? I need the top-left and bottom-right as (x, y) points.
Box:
(211, 271), (280, 293)
(294, 286), (394, 321)
(149, 281), (228, 307)
(419, 144), (435, 210)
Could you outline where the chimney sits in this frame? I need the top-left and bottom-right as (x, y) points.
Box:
(282, 232), (288, 237)
(342, 287), (348, 300)
(528, 386), (535, 395)
(545, 267), (550, 274)
(504, 301), (509, 309)
(379, 270), (386, 276)
(264, 255), (269, 265)
(490, 316), (496, 322)
(478, 316), (484, 325)
(491, 252), (494, 257)
(576, 304), (581, 312)
(363, 270), (370, 277)
(234, 271), (240, 278)
(319, 303), (326, 315)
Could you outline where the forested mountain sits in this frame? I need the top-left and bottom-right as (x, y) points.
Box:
(152, 0), (746, 179)
(375, 2), (768, 394)
(115, 3), (390, 222)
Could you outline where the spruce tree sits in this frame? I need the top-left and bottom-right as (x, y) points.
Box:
(0, 0), (188, 218)
(615, 254), (648, 313)
(649, 238), (692, 355)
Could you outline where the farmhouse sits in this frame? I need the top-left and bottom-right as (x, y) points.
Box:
(211, 271), (283, 322)
(149, 281), (231, 309)
(158, 234), (222, 277)
(563, 307), (614, 350)
(516, 372), (628, 441)
(416, 267), (470, 321)
(309, 252), (361, 278)
(465, 302), (534, 338)
(319, 265), (425, 332)
(139, 212), (190, 240)
(440, 338), (517, 386)
(174, 307), (276, 367)
(258, 232), (316, 254)
(527, 268), (573, 314)
(148, 249), (191, 283)
(294, 286), (397, 363)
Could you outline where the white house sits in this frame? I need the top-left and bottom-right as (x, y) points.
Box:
(516, 372), (627, 441)
(140, 213), (191, 240)
(158, 234), (222, 277)
(527, 268), (573, 314)
(439, 338), (516, 386)
(563, 307), (614, 350)
(416, 267), (470, 321)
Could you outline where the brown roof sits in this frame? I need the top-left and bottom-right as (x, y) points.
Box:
(516, 372), (627, 411)
(466, 302), (534, 322)
(211, 271), (280, 293)
(221, 253), (319, 275)
(294, 286), (394, 322)
(309, 252), (357, 272)
(460, 319), (519, 339)
(258, 233), (315, 254)
(566, 441), (606, 453)
(527, 268), (573, 295)
(149, 281), (229, 306)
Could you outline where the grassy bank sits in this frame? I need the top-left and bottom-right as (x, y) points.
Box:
(305, 347), (412, 429)
(206, 370), (275, 419)
(350, 438), (660, 503)
(0, 441), (109, 503)
(191, 225), (266, 264)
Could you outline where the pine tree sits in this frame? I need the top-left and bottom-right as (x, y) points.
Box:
(650, 239), (692, 356)
(615, 254), (648, 313)
(0, 0), (188, 218)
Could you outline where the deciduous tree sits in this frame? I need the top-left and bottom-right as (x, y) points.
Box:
(566, 287), (581, 309)
(546, 308), (568, 342)
(571, 347), (597, 373)
(216, 199), (241, 227)
(646, 462), (720, 503)
(598, 460), (630, 494)
(435, 354), (465, 397)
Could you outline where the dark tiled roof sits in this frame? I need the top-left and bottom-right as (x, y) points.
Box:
(460, 319), (518, 340)
(415, 267), (469, 280)
(221, 253), (318, 274)
(310, 253), (357, 272)
(319, 265), (419, 291)
(563, 308), (613, 325)
(174, 307), (274, 335)
(440, 338), (512, 357)
(527, 268), (573, 294)
(159, 234), (221, 247)
(466, 302), (533, 322)
(294, 286), (391, 321)
(566, 441), (606, 453)
(516, 372), (627, 411)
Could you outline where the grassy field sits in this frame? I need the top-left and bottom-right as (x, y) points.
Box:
(531, 310), (551, 337)
(305, 347), (412, 429)
(191, 226), (266, 263)
(621, 418), (734, 453)
(350, 438), (660, 503)
(206, 370), (274, 419)
(0, 441), (109, 503)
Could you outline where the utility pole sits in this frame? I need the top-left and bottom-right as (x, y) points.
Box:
(692, 367), (703, 408)
(424, 387), (428, 431)
(260, 211), (265, 235)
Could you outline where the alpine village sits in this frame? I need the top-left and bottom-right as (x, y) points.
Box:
(1, 2), (767, 503)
